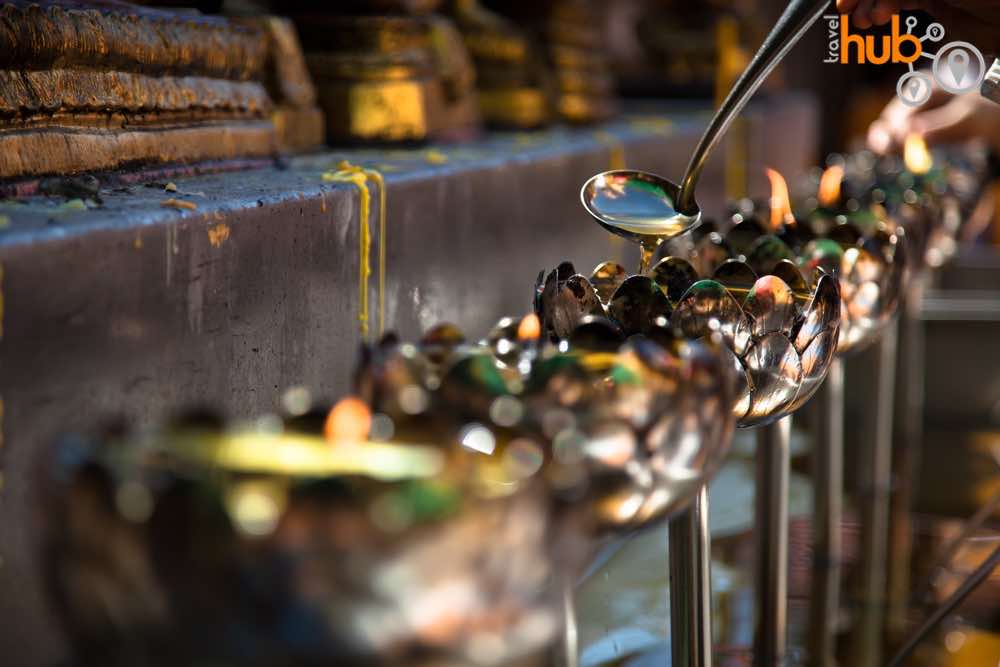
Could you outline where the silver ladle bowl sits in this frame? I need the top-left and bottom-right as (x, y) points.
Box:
(581, 171), (699, 273)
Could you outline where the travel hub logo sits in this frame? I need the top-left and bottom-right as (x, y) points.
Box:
(824, 13), (985, 107)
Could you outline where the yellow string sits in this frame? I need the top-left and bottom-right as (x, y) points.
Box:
(322, 162), (387, 340)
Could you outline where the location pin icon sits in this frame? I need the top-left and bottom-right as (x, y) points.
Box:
(947, 49), (969, 84)
(909, 79), (922, 99)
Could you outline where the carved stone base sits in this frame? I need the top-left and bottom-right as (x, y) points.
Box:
(0, 119), (276, 180)
(0, 0), (286, 179)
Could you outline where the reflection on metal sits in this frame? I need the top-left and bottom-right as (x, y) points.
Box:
(887, 544), (1000, 667)
(669, 486), (713, 667)
(581, 171), (701, 273)
(562, 573), (580, 667)
(915, 487), (1000, 607)
(535, 257), (840, 429)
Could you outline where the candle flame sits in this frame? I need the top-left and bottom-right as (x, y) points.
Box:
(904, 133), (932, 174)
(324, 396), (372, 444)
(818, 165), (844, 208)
(517, 313), (541, 341)
(765, 167), (795, 230)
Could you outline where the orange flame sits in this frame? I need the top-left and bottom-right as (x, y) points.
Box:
(517, 313), (541, 341)
(904, 133), (932, 174)
(765, 167), (795, 230)
(818, 165), (844, 208)
(324, 396), (371, 444)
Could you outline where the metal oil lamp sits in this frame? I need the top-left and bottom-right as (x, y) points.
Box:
(45, 313), (738, 666)
(535, 226), (842, 665)
(716, 166), (909, 666)
(362, 314), (740, 664)
(797, 141), (989, 665)
(45, 407), (566, 667)
(825, 140), (991, 666)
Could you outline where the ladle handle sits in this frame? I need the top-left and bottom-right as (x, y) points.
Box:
(677, 0), (831, 213)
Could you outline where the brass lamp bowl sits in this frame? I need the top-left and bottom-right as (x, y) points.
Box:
(534, 252), (841, 427)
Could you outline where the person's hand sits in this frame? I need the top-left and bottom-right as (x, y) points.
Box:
(836, 0), (1000, 53)
(868, 85), (1000, 152)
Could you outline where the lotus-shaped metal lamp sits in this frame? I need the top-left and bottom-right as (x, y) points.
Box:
(802, 144), (988, 665)
(358, 318), (737, 534)
(46, 317), (738, 666)
(535, 251), (841, 428)
(345, 319), (739, 666)
(721, 165), (917, 666)
(673, 164), (907, 358)
(44, 407), (567, 667)
(534, 242), (840, 666)
(836, 139), (987, 274)
(570, 161), (847, 666)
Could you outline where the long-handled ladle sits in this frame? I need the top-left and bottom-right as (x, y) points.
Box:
(582, 0), (831, 275)
(580, 2), (834, 667)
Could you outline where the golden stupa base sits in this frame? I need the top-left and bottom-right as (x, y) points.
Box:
(458, 0), (618, 128)
(448, 0), (553, 129)
(477, 88), (551, 130)
(295, 13), (480, 144)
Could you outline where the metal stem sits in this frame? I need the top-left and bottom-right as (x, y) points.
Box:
(807, 358), (843, 667)
(677, 0), (829, 212)
(887, 283), (925, 642)
(754, 417), (791, 667)
(851, 320), (899, 667)
(886, 544), (1000, 667)
(670, 486), (714, 667)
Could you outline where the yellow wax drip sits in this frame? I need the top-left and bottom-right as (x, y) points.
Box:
(323, 162), (387, 339)
(363, 168), (387, 337)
